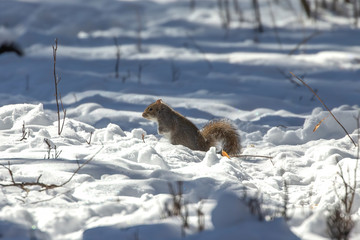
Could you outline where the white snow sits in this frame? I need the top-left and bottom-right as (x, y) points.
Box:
(0, 0), (360, 239)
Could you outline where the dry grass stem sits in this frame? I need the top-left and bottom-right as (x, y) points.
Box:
(19, 121), (28, 141)
(288, 31), (321, 55)
(52, 38), (66, 135)
(197, 201), (205, 232)
(233, 154), (273, 159)
(290, 72), (356, 147)
(86, 131), (93, 145)
(114, 37), (120, 78)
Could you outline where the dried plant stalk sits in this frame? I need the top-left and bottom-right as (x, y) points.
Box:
(290, 72), (356, 146)
(52, 38), (66, 135)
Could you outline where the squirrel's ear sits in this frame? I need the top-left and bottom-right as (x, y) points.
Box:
(156, 99), (163, 104)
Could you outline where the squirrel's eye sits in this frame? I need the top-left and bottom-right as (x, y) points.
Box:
(149, 108), (153, 111)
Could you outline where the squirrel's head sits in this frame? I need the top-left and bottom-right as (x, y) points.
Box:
(142, 99), (167, 121)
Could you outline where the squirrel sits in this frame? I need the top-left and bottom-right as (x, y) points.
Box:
(142, 99), (241, 155)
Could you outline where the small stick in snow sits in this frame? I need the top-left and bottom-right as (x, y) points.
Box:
(19, 121), (28, 141)
(288, 31), (321, 55)
(44, 138), (62, 159)
(136, 8), (142, 53)
(141, 133), (145, 143)
(232, 154), (273, 159)
(197, 200), (205, 232)
(276, 68), (301, 87)
(52, 38), (66, 136)
(86, 131), (93, 145)
(113, 37), (120, 78)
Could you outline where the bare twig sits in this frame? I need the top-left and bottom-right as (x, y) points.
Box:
(167, 181), (183, 216)
(121, 69), (131, 83)
(327, 203), (354, 240)
(233, 0), (244, 23)
(52, 38), (66, 135)
(281, 180), (291, 221)
(165, 181), (189, 236)
(330, 159), (356, 240)
(242, 190), (264, 221)
(44, 138), (61, 159)
(53, 145), (104, 189)
(217, 0), (231, 37)
(86, 131), (93, 145)
(141, 133), (145, 143)
(232, 154), (273, 159)
(290, 72), (356, 147)
(277, 68), (301, 87)
(19, 121), (28, 141)
(136, 9), (142, 53)
(44, 138), (52, 159)
(0, 145), (104, 194)
(300, 0), (312, 18)
(171, 60), (181, 82)
(114, 37), (120, 78)
(327, 116), (359, 239)
(217, 0), (228, 32)
(197, 200), (205, 232)
(252, 0), (263, 33)
(288, 31), (321, 55)
(0, 161), (59, 192)
(267, 0), (282, 47)
(353, 0), (358, 28)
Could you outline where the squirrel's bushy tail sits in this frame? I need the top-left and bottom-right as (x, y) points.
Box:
(201, 120), (241, 155)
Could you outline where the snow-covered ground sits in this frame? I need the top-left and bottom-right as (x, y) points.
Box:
(0, 0), (360, 239)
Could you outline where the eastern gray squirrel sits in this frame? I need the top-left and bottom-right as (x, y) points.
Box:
(142, 99), (241, 155)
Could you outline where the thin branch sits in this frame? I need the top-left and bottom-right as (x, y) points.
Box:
(252, 0), (263, 33)
(197, 200), (205, 232)
(47, 145), (104, 190)
(288, 31), (321, 55)
(290, 72), (356, 147)
(19, 121), (28, 141)
(0, 146), (104, 193)
(233, 0), (244, 23)
(171, 60), (181, 82)
(300, 0), (312, 18)
(114, 37), (120, 78)
(86, 131), (93, 145)
(136, 9), (142, 53)
(277, 68), (301, 87)
(59, 92), (66, 135)
(52, 38), (66, 135)
(349, 113), (360, 210)
(141, 133), (145, 143)
(232, 154), (273, 159)
(267, 0), (282, 47)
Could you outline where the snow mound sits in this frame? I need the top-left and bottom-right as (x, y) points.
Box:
(264, 107), (359, 145)
(0, 103), (52, 130)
